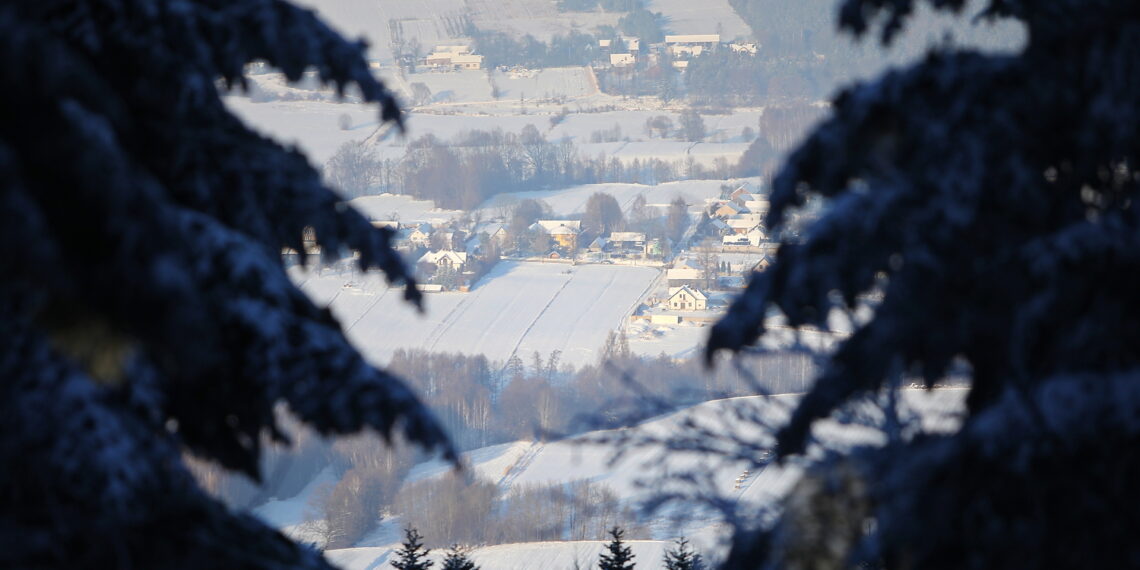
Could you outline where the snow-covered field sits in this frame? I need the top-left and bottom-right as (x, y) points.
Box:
(293, 0), (468, 66)
(294, 261), (661, 367)
(467, 0), (622, 41)
(348, 194), (463, 225)
(647, 0), (752, 39)
(491, 66), (599, 101)
(224, 96), (403, 164)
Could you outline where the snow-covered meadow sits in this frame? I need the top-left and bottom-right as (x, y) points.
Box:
(293, 260), (661, 368)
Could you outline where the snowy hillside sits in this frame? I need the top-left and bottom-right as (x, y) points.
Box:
(293, 261), (661, 367)
(411, 388), (965, 503)
(257, 389), (966, 568)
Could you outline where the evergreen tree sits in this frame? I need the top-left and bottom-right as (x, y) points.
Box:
(662, 537), (703, 570)
(391, 528), (433, 570)
(598, 526), (635, 570)
(440, 544), (479, 570)
(709, 0), (1140, 568)
(0, 2), (452, 568)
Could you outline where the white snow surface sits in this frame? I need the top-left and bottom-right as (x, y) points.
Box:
(292, 0), (468, 65)
(647, 0), (752, 40)
(293, 261), (660, 367)
(348, 194), (463, 225)
(253, 465), (338, 543)
(467, 0), (622, 41)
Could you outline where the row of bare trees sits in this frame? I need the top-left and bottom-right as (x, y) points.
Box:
(323, 128), (739, 209)
(398, 474), (647, 548)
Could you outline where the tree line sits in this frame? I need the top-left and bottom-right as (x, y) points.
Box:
(390, 525), (705, 569)
(324, 127), (734, 210)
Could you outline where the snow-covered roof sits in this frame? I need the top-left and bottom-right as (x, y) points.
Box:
(667, 261), (703, 280)
(715, 202), (746, 215)
(535, 220), (581, 234)
(667, 285), (709, 301)
(418, 250), (467, 266)
(665, 34), (721, 44)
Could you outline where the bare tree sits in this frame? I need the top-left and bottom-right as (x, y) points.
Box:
(325, 140), (383, 198)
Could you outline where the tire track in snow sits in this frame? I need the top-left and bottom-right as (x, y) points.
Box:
(343, 286), (391, 333)
(498, 441), (545, 489)
(421, 293), (472, 352)
(555, 270), (618, 362)
(498, 269), (574, 376)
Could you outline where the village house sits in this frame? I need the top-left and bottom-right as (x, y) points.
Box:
(608, 231), (646, 255)
(533, 220), (581, 250)
(665, 34), (721, 57)
(418, 249), (468, 271)
(726, 217), (761, 235)
(712, 201), (746, 218)
(587, 236), (608, 253)
(750, 255), (773, 273)
(667, 285), (708, 311)
(724, 228), (767, 247)
(406, 223), (434, 248)
(423, 45), (484, 70)
(708, 218), (732, 236)
(471, 221), (508, 245)
(728, 185), (754, 202)
(667, 258), (704, 288)
(610, 53), (636, 68)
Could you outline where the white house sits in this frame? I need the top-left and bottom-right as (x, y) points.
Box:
(407, 223), (434, 247)
(608, 231), (646, 253)
(727, 217), (761, 235)
(418, 250), (467, 270)
(667, 285), (708, 311)
(472, 222), (509, 246)
(533, 220), (581, 249)
(451, 54), (484, 70)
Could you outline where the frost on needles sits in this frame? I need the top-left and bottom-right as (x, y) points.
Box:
(0, 1), (453, 568)
(707, 1), (1140, 568)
